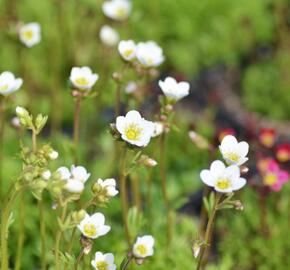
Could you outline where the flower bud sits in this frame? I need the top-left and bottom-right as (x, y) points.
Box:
(35, 114), (48, 133)
(49, 150), (58, 160)
(188, 131), (210, 150)
(80, 235), (93, 254)
(72, 209), (87, 223)
(233, 200), (244, 211)
(11, 117), (21, 129)
(138, 155), (158, 167)
(42, 170), (51, 180)
(16, 106), (33, 128)
(192, 241), (201, 258)
(240, 166), (249, 175)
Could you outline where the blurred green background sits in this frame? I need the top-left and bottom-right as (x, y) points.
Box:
(0, 0), (290, 269)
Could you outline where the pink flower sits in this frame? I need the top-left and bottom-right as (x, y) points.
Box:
(258, 158), (289, 191)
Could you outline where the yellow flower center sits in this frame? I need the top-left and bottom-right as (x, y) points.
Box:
(0, 84), (9, 92)
(75, 77), (89, 86)
(136, 244), (147, 256)
(261, 134), (274, 147)
(124, 124), (142, 140)
(23, 30), (34, 40)
(83, 223), (97, 238)
(264, 173), (277, 186)
(225, 152), (240, 163)
(216, 178), (231, 190)
(96, 261), (108, 270)
(124, 49), (134, 58)
(277, 151), (289, 162)
(116, 7), (126, 17)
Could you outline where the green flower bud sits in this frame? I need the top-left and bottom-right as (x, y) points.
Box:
(35, 114), (48, 134)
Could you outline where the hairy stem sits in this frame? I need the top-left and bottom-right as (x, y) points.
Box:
(73, 95), (82, 164)
(119, 147), (131, 247)
(38, 199), (47, 270)
(120, 255), (133, 270)
(1, 186), (23, 270)
(54, 203), (68, 270)
(196, 193), (222, 270)
(0, 96), (6, 198)
(159, 133), (172, 247)
(15, 193), (26, 270)
(74, 249), (84, 270)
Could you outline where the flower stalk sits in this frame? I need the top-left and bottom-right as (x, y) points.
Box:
(196, 193), (222, 270)
(54, 202), (68, 270)
(159, 132), (172, 246)
(119, 147), (131, 247)
(73, 93), (82, 163)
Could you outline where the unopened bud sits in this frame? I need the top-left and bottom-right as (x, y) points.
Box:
(49, 150), (58, 160)
(234, 200), (244, 211)
(135, 258), (144, 265)
(138, 155), (158, 167)
(192, 242), (201, 258)
(188, 131), (210, 150)
(80, 236), (93, 254)
(112, 72), (122, 82)
(35, 114), (48, 133)
(72, 209), (86, 223)
(240, 166), (249, 175)
(42, 170), (51, 180)
(11, 117), (21, 128)
(165, 104), (173, 112)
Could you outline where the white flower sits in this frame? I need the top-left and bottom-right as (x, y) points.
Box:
(152, 122), (164, 137)
(219, 135), (249, 166)
(78, 213), (111, 239)
(91, 252), (116, 270)
(102, 0), (132, 21)
(42, 170), (51, 180)
(69, 67), (99, 91)
(57, 165), (91, 193)
(49, 150), (58, 160)
(97, 178), (119, 197)
(19, 22), (41, 47)
(118, 40), (136, 61)
(99, 25), (119, 47)
(133, 235), (155, 258)
(158, 77), (190, 102)
(200, 160), (246, 193)
(136, 41), (164, 68)
(0, 72), (23, 96)
(124, 81), (137, 94)
(116, 110), (154, 147)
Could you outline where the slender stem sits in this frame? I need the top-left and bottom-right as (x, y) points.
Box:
(74, 249), (84, 270)
(120, 255), (133, 270)
(119, 147), (131, 247)
(198, 186), (211, 236)
(0, 96), (6, 198)
(15, 193), (26, 270)
(1, 186), (23, 270)
(196, 193), (222, 270)
(159, 133), (172, 246)
(73, 95), (82, 164)
(146, 169), (153, 226)
(115, 80), (122, 117)
(131, 173), (141, 212)
(63, 228), (77, 270)
(55, 203), (68, 270)
(38, 199), (47, 270)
